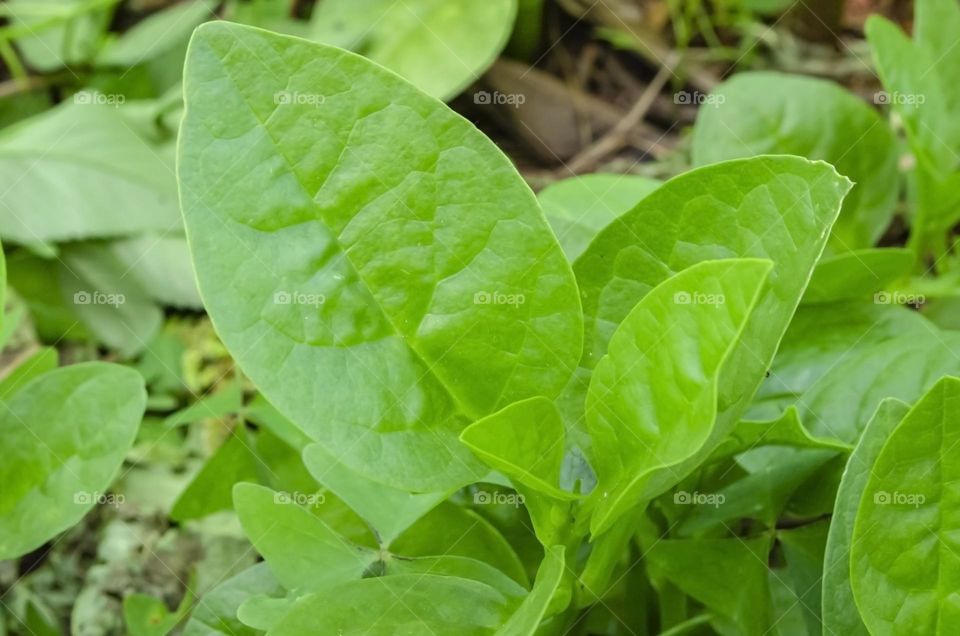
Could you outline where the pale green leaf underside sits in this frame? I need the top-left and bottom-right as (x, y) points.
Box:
(179, 23), (582, 492)
(0, 363), (146, 559)
(310, 0), (518, 100)
(851, 377), (960, 635)
(822, 398), (910, 636)
(587, 258), (772, 534)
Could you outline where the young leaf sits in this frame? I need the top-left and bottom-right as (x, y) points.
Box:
(851, 376), (960, 634)
(270, 575), (513, 635)
(460, 397), (580, 500)
(537, 174), (661, 261)
(302, 443), (452, 545)
(692, 72), (898, 251)
(586, 258), (773, 534)
(179, 22), (582, 493)
(309, 0), (518, 100)
(0, 363), (146, 559)
(822, 398), (910, 636)
(232, 483), (378, 593)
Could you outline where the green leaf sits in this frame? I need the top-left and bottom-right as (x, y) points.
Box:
(0, 347), (58, 399)
(536, 174), (660, 261)
(645, 535), (774, 636)
(182, 563), (283, 636)
(822, 398), (910, 636)
(710, 407), (851, 460)
(692, 72), (899, 251)
(309, 0), (518, 100)
(461, 397), (580, 500)
(171, 428), (261, 522)
(179, 22), (582, 492)
(851, 376), (960, 634)
(270, 575), (513, 635)
(774, 520), (831, 636)
(302, 443), (452, 545)
(392, 502), (529, 587)
(572, 156), (850, 488)
(388, 555), (528, 599)
(803, 248), (915, 304)
(232, 483), (377, 593)
(0, 102), (180, 244)
(96, 0), (216, 68)
(0, 362), (146, 559)
(498, 546), (566, 635)
(866, 5), (960, 258)
(586, 258), (773, 534)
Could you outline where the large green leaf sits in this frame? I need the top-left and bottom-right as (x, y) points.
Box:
(270, 575), (513, 635)
(0, 101), (180, 244)
(571, 157), (850, 474)
(179, 22), (582, 492)
(851, 376), (960, 634)
(692, 72), (898, 251)
(536, 174), (661, 262)
(309, 0), (518, 100)
(822, 398), (910, 636)
(0, 363), (146, 559)
(586, 258), (772, 533)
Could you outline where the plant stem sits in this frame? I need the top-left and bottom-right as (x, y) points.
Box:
(658, 613), (711, 636)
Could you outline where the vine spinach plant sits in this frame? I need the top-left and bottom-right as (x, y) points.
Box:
(174, 17), (960, 636)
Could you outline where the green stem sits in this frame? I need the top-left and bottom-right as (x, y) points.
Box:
(658, 613), (711, 636)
